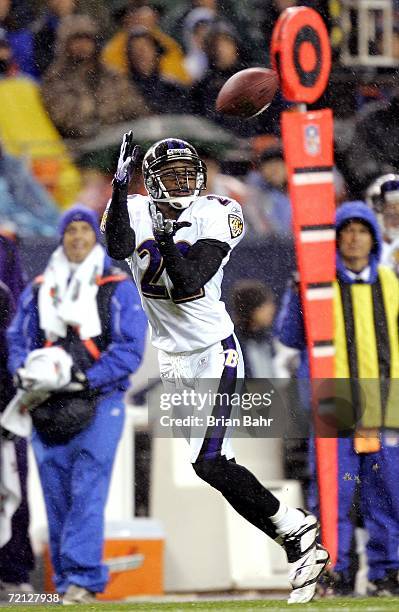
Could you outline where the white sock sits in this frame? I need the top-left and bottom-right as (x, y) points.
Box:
(270, 503), (305, 535)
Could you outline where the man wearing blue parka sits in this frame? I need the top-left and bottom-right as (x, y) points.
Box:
(7, 206), (147, 605)
(275, 201), (399, 597)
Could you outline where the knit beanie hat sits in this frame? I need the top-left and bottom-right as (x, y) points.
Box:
(58, 205), (101, 242)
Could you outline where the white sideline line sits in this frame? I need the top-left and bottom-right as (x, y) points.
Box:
(157, 603), (399, 612)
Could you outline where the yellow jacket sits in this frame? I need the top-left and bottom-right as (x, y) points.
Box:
(333, 266), (399, 429)
(0, 76), (80, 208)
(102, 29), (191, 85)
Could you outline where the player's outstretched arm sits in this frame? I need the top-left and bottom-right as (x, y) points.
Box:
(102, 131), (140, 260)
(150, 205), (230, 294)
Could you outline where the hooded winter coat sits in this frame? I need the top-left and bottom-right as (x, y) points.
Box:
(276, 201), (399, 425)
(41, 15), (148, 139)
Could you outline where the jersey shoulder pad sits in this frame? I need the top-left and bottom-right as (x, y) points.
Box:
(193, 194), (242, 214)
(127, 194), (148, 207)
(192, 195), (244, 242)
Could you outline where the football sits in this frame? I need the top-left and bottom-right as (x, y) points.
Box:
(215, 67), (279, 119)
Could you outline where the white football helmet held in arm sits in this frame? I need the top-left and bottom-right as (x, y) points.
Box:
(366, 174), (399, 241)
(142, 138), (207, 210)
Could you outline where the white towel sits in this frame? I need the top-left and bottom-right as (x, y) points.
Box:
(38, 244), (105, 340)
(0, 390), (41, 438)
(0, 440), (22, 547)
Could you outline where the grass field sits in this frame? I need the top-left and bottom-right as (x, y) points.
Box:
(2, 598), (399, 612)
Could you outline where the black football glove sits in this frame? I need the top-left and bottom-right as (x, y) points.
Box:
(150, 203), (191, 243)
(113, 131), (142, 187)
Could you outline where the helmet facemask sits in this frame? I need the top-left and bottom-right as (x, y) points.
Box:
(143, 139), (207, 210)
(147, 161), (206, 209)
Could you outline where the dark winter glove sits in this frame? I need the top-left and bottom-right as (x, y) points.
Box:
(65, 367), (89, 392)
(113, 130), (142, 187)
(150, 203), (191, 245)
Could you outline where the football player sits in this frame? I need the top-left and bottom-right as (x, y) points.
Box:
(102, 132), (329, 604)
(366, 174), (399, 274)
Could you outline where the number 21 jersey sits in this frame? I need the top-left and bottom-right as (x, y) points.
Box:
(126, 193), (245, 353)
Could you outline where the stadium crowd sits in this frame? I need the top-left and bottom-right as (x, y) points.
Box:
(0, 0), (398, 236)
(1, 0), (399, 604)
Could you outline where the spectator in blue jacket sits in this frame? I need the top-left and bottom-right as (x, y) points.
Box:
(245, 146), (292, 236)
(7, 206), (147, 605)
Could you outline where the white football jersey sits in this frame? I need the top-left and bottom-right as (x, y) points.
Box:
(125, 193), (245, 353)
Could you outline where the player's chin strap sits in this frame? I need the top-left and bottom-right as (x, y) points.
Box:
(154, 196), (194, 210)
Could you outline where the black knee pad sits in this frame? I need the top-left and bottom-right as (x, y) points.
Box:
(192, 456), (232, 491)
